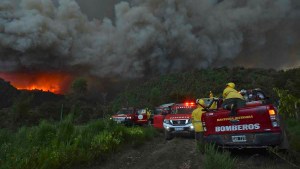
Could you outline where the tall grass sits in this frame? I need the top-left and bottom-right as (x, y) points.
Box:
(274, 89), (300, 165)
(0, 116), (157, 169)
(203, 144), (236, 169)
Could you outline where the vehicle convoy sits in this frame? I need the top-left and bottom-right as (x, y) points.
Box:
(156, 102), (197, 140)
(111, 107), (151, 126)
(202, 90), (287, 149)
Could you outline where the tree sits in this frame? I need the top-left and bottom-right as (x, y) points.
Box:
(149, 87), (161, 106)
(71, 78), (87, 94)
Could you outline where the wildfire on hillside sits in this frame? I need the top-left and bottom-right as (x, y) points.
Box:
(0, 72), (74, 94)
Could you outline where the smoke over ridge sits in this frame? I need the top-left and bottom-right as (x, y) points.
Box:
(0, 0), (299, 78)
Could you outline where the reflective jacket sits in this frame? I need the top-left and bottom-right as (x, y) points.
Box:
(191, 106), (205, 132)
(209, 92), (217, 109)
(223, 87), (244, 100)
(146, 110), (151, 119)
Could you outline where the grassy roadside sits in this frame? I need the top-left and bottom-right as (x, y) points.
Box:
(203, 144), (236, 169)
(0, 115), (157, 169)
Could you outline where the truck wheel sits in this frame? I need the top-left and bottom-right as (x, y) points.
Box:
(165, 130), (173, 140)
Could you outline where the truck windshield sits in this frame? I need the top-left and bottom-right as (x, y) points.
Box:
(173, 108), (194, 114)
(137, 109), (146, 115)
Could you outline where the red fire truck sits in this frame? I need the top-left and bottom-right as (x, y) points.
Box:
(111, 107), (151, 126)
(152, 103), (175, 129)
(152, 102), (197, 140)
(202, 91), (287, 149)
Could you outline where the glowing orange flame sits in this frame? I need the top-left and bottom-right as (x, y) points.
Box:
(0, 72), (73, 94)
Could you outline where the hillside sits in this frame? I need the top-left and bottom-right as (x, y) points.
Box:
(0, 78), (19, 109)
(0, 78), (64, 128)
(0, 67), (299, 129)
(111, 67), (300, 111)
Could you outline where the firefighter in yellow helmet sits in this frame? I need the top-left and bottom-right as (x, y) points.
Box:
(209, 91), (217, 109)
(191, 99), (206, 152)
(222, 82), (246, 115)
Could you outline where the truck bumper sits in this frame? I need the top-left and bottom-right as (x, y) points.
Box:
(204, 132), (282, 148)
(164, 123), (194, 136)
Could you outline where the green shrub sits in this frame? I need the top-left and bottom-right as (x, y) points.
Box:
(275, 89), (300, 152)
(0, 118), (156, 169)
(274, 88), (300, 119)
(0, 129), (13, 145)
(124, 127), (145, 146)
(56, 115), (75, 144)
(91, 131), (122, 155)
(143, 126), (158, 139)
(204, 144), (236, 169)
(35, 121), (56, 146)
(285, 119), (300, 152)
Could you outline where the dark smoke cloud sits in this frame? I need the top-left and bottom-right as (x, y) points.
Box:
(0, 0), (299, 78)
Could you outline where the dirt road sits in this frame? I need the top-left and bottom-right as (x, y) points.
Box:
(83, 134), (202, 169)
(82, 134), (296, 169)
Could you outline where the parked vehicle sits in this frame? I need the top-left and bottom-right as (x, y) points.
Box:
(152, 103), (175, 129)
(111, 107), (151, 126)
(202, 91), (287, 149)
(153, 102), (197, 140)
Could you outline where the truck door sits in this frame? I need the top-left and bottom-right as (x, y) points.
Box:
(153, 108), (166, 129)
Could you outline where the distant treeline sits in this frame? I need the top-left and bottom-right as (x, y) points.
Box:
(111, 67), (300, 111)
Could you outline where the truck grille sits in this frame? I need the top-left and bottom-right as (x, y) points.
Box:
(171, 120), (187, 125)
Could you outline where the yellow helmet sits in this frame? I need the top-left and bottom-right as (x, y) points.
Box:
(196, 99), (206, 107)
(226, 82), (235, 88)
(209, 91), (213, 98)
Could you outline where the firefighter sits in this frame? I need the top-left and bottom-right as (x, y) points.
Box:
(209, 91), (217, 109)
(222, 82), (246, 116)
(145, 108), (151, 120)
(191, 99), (206, 153)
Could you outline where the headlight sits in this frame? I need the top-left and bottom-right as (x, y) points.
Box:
(190, 125), (194, 130)
(126, 116), (132, 119)
(109, 117), (112, 120)
(163, 119), (170, 124)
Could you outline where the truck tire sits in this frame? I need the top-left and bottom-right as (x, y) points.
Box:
(165, 130), (173, 140)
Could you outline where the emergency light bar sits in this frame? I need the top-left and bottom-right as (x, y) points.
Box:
(184, 102), (195, 106)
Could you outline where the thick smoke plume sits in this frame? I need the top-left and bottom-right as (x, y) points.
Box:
(0, 0), (300, 78)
